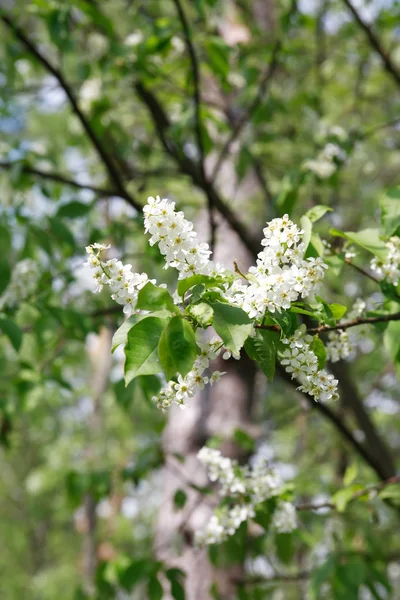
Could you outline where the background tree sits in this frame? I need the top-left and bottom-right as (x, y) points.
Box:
(1, 1), (400, 599)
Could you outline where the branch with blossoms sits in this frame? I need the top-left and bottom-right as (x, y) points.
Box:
(82, 194), (400, 544)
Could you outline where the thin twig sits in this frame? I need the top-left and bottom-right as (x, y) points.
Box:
(344, 257), (380, 283)
(171, 0), (217, 250)
(0, 161), (118, 197)
(0, 14), (140, 212)
(210, 0), (298, 183)
(342, 0), (400, 88)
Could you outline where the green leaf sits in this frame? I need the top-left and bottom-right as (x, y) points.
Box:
(328, 303), (347, 321)
(300, 215), (312, 251)
(118, 559), (150, 591)
(305, 205), (332, 223)
(56, 201), (92, 219)
(177, 275), (225, 298)
(158, 316), (197, 380)
(379, 186), (400, 236)
(204, 38), (230, 80)
(275, 532), (295, 564)
(0, 316), (22, 351)
(343, 463), (358, 487)
(166, 569), (186, 600)
(136, 282), (177, 313)
(187, 302), (214, 327)
(271, 310), (298, 336)
(379, 483), (400, 501)
(331, 228), (387, 260)
(48, 216), (76, 249)
(383, 320), (400, 363)
(209, 303), (252, 354)
(124, 316), (169, 385)
(332, 484), (363, 512)
(310, 337), (326, 369)
(233, 428), (255, 452)
(147, 575), (163, 600)
(245, 330), (278, 381)
(173, 489), (187, 510)
(112, 310), (172, 353)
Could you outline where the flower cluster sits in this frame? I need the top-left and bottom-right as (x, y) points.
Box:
(271, 501), (298, 533)
(196, 447), (296, 545)
(280, 325), (339, 402)
(85, 243), (158, 316)
(143, 195), (224, 279)
(229, 215), (328, 319)
(326, 298), (366, 363)
(0, 259), (40, 309)
(370, 236), (400, 285)
(153, 339), (225, 411)
(303, 143), (347, 179)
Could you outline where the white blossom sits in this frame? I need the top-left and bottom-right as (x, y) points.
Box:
(228, 215), (328, 319)
(0, 259), (40, 309)
(370, 236), (400, 285)
(152, 339), (224, 411)
(196, 448), (288, 545)
(85, 243), (159, 316)
(326, 298), (367, 363)
(280, 325), (339, 402)
(272, 501), (297, 533)
(143, 195), (225, 279)
(303, 142), (347, 179)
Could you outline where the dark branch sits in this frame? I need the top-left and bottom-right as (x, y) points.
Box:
(210, 0), (298, 182)
(135, 82), (260, 256)
(0, 14), (141, 212)
(342, 0), (400, 88)
(278, 366), (391, 482)
(307, 311), (400, 334)
(171, 0), (217, 249)
(0, 161), (118, 198)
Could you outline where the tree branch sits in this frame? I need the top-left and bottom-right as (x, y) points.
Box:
(135, 82), (260, 256)
(0, 13), (141, 212)
(0, 160), (118, 198)
(278, 366), (391, 482)
(307, 310), (400, 334)
(342, 0), (400, 88)
(171, 0), (217, 249)
(210, 0), (298, 183)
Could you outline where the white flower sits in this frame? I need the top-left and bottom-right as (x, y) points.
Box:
(370, 236), (400, 285)
(152, 340), (224, 411)
(196, 449), (286, 545)
(280, 325), (339, 402)
(272, 501), (297, 533)
(326, 297), (369, 363)
(143, 196), (225, 280)
(0, 259), (40, 309)
(84, 243), (159, 316)
(227, 215), (328, 319)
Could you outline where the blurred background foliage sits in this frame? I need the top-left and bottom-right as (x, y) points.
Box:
(1, 0), (400, 599)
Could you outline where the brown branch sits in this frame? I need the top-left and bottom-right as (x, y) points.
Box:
(0, 14), (141, 212)
(342, 0), (400, 88)
(278, 366), (390, 482)
(171, 0), (216, 249)
(255, 311), (400, 335)
(307, 311), (400, 334)
(0, 161), (118, 198)
(344, 257), (380, 283)
(210, 0), (298, 183)
(135, 82), (260, 256)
